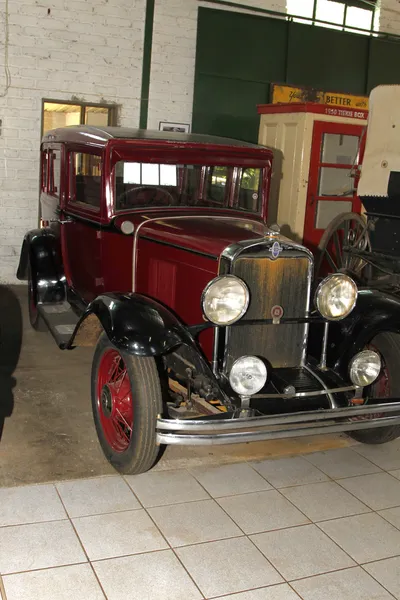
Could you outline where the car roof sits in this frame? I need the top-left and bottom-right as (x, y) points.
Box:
(41, 125), (267, 151)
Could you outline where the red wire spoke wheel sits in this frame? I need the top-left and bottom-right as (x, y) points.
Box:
(97, 349), (133, 453)
(91, 333), (163, 474)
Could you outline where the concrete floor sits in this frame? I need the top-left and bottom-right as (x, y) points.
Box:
(0, 285), (355, 488)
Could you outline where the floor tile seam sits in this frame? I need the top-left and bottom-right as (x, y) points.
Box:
(0, 561), (89, 578)
(133, 495), (220, 510)
(118, 477), (146, 508)
(248, 535), (363, 582)
(245, 533), (287, 584)
(143, 500), (206, 599)
(124, 467), (211, 507)
(205, 580), (302, 599)
(375, 510), (400, 532)
(0, 517), (70, 530)
(87, 561), (109, 600)
(68, 506), (146, 521)
(360, 553), (400, 567)
(54, 475), (125, 488)
(280, 563), (371, 584)
(300, 445), (384, 474)
(334, 476), (400, 512)
(281, 564), (366, 584)
(1, 562), (109, 600)
(358, 563), (399, 600)
(53, 486), (95, 569)
(272, 485), (314, 525)
(208, 494), (252, 537)
(0, 574), (7, 600)
(351, 445), (398, 470)
(160, 533), (247, 550)
(313, 519), (366, 565)
(245, 458), (334, 489)
(309, 507), (373, 525)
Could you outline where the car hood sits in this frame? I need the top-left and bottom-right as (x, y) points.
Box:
(137, 214), (270, 258)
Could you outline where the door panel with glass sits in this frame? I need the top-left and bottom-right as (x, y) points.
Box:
(303, 121), (365, 252)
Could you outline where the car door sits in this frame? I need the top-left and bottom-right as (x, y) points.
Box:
(61, 149), (104, 303)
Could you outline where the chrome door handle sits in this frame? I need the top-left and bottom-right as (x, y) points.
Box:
(50, 217), (73, 224)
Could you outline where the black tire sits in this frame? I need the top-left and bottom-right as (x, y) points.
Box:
(28, 262), (46, 332)
(349, 332), (400, 444)
(91, 333), (163, 474)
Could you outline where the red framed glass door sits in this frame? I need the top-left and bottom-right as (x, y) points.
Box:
(303, 121), (365, 254)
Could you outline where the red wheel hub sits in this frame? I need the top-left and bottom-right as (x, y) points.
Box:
(97, 348), (133, 452)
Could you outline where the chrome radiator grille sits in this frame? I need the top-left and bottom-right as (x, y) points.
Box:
(224, 253), (311, 372)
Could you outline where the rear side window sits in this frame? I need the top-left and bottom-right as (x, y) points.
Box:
(69, 152), (102, 210)
(48, 148), (61, 197)
(41, 150), (48, 192)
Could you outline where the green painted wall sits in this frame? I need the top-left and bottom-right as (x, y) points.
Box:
(192, 7), (400, 142)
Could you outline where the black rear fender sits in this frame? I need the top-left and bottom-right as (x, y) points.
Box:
(17, 228), (65, 304)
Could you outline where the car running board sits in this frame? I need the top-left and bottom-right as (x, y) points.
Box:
(37, 302), (79, 348)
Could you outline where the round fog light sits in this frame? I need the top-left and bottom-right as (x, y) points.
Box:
(349, 350), (381, 387)
(229, 356), (267, 397)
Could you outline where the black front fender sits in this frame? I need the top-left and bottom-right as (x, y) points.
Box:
(332, 288), (400, 371)
(71, 293), (197, 357)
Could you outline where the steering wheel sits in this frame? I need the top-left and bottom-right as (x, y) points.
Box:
(118, 186), (175, 208)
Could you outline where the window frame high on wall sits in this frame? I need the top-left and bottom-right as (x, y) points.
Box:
(296, 0), (376, 33)
(206, 0), (381, 37)
(41, 99), (118, 137)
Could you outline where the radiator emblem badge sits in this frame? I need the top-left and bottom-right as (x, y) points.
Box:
(271, 305), (284, 325)
(270, 241), (282, 259)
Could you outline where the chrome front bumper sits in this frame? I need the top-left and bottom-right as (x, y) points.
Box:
(156, 401), (400, 446)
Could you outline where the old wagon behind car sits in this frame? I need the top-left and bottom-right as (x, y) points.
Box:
(17, 124), (400, 474)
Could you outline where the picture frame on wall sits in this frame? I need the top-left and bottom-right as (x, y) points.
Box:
(159, 121), (191, 133)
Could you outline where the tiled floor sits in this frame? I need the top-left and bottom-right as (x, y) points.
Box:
(1, 442), (400, 600)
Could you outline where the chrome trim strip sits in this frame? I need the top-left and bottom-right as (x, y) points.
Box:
(158, 401), (400, 433)
(254, 384), (355, 399)
(319, 322), (330, 370)
(304, 363), (338, 409)
(157, 414), (400, 446)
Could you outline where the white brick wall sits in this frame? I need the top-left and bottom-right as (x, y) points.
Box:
(147, 0), (287, 131)
(379, 0), (400, 34)
(0, 0), (145, 283)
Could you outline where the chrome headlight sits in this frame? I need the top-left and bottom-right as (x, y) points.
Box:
(315, 273), (357, 320)
(202, 275), (249, 325)
(350, 350), (381, 387)
(229, 356), (267, 396)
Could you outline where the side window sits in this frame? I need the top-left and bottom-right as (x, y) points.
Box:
(48, 148), (61, 197)
(70, 152), (102, 210)
(207, 166), (228, 204)
(41, 150), (48, 192)
(237, 168), (261, 212)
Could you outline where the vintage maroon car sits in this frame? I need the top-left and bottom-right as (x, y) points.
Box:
(17, 126), (400, 474)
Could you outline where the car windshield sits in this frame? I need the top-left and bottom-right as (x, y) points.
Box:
(114, 162), (262, 213)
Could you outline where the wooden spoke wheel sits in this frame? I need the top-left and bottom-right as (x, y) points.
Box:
(315, 212), (370, 280)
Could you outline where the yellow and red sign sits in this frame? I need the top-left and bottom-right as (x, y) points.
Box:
(271, 84), (369, 111)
